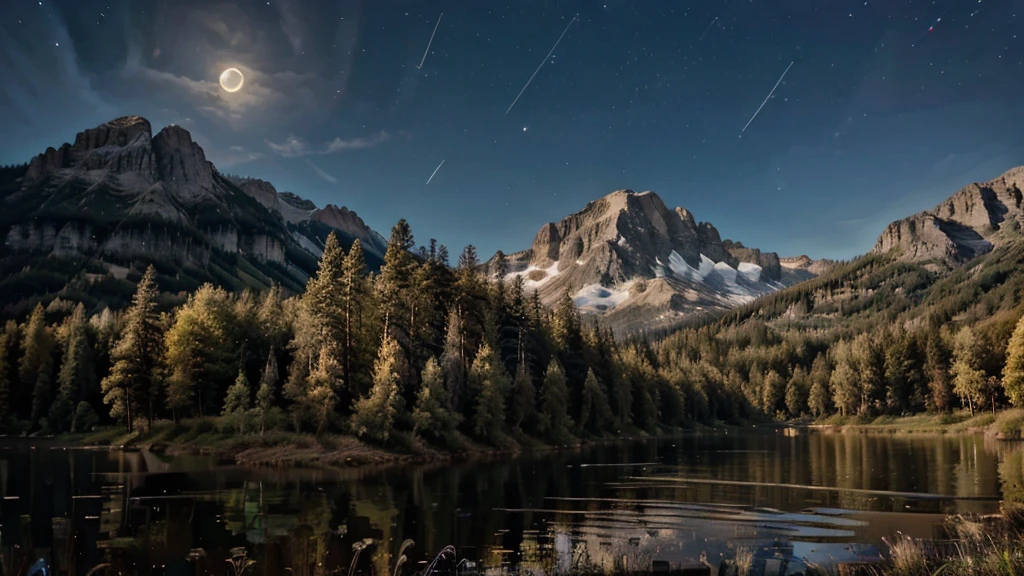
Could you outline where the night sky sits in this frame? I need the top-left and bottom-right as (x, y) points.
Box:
(1, 0), (1022, 260)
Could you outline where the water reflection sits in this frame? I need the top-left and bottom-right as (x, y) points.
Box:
(0, 433), (1021, 575)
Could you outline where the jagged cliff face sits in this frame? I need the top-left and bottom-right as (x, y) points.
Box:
(874, 166), (1024, 266)
(0, 116), (384, 311)
(489, 189), (817, 332)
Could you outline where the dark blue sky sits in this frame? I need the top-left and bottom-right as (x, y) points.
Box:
(1, 0), (1022, 260)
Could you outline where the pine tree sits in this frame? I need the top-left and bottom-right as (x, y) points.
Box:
(509, 358), (538, 434)
(808, 354), (832, 418)
(785, 366), (809, 418)
(341, 239), (371, 399)
(579, 368), (612, 436)
(539, 359), (572, 443)
(925, 329), (954, 412)
(830, 340), (859, 417)
(306, 347), (340, 436)
(301, 232), (348, 406)
(442, 308), (466, 411)
(1002, 313), (1024, 407)
(164, 284), (234, 419)
(412, 357), (458, 443)
(223, 367), (252, 416)
(762, 370), (785, 416)
(101, 265), (163, 432)
(51, 304), (93, 432)
(952, 326), (987, 416)
(256, 351), (278, 435)
(551, 289), (586, 417)
(469, 343), (508, 445)
(21, 304), (56, 427)
(352, 335), (404, 444)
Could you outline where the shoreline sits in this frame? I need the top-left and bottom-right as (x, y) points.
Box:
(16, 418), (719, 470)
(796, 408), (1024, 439)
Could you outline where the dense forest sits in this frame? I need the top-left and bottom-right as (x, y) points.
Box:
(4, 217), (1024, 446)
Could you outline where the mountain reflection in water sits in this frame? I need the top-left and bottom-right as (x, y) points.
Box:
(1, 433), (1022, 576)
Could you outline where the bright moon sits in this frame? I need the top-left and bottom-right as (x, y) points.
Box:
(219, 68), (244, 93)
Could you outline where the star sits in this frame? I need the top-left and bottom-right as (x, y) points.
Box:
(523, 126), (528, 132)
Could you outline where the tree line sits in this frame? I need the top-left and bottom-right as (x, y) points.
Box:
(5, 218), (1024, 442)
(0, 220), (687, 445)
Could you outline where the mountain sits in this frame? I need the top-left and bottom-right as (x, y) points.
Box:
(231, 176), (388, 261)
(873, 166), (1024, 267)
(486, 189), (823, 334)
(0, 116), (384, 316)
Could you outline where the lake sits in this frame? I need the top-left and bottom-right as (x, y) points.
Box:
(2, 432), (1023, 576)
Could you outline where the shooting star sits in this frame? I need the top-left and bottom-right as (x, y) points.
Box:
(740, 61), (794, 136)
(505, 15), (578, 115)
(425, 160), (445, 185)
(698, 17), (718, 41)
(417, 13), (443, 70)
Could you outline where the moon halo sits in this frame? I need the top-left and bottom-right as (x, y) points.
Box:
(219, 68), (244, 93)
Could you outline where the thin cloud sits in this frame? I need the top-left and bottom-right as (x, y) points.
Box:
(266, 131), (391, 157)
(265, 134), (309, 157)
(325, 131), (390, 153)
(307, 159), (338, 184)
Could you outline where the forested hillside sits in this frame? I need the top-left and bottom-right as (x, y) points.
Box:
(648, 238), (1024, 421)
(0, 220), (688, 444)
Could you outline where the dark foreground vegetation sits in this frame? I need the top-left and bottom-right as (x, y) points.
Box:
(5, 218), (1024, 455)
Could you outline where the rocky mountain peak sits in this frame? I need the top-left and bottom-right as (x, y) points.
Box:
(152, 125), (214, 201)
(490, 188), (805, 333)
(874, 165), (1024, 266)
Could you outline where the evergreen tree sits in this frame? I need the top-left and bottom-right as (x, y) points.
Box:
(808, 354), (833, 418)
(301, 232), (349, 404)
(256, 351), (278, 435)
(412, 357), (458, 443)
(830, 340), (859, 417)
(1002, 313), (1024, 407)
(468, 343), (508, 444)
(509, 358), (538, 434)
(579, 368), (613, 435)
(785, 366), (809, 417)
(164, 284), (235, 419)
(551, 289), (586, 417)
(952, 326), (987, 416)
(341, 240), (372, 398)
(353, 335), (404, 444)
(539, 359), (572, 442)
(925, 329), (954, 412)
(762, 370), (785, 416)
(442, 308), (466, 411)
(51, 304), (94, 432)
(101, 265), (162, 432)
(223, 367), (252, 416)
(21, 304), (56, 427)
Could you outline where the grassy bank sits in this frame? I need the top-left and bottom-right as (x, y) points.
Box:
(54, 417), (682, 469)
(880, 503), (1024, 576)
(805, 408), (1024, 439)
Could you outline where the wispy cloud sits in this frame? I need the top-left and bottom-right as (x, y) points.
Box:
(276, 0), (305, 54)
(266, 131), (391, 157)
(265, 134), (309, 157)
(325, 131), (391, 153)
(307, 159), (337, 184)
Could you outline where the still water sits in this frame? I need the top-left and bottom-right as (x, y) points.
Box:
(1, 432), (1023, 575)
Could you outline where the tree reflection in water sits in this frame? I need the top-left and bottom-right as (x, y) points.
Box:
(0, 434), (1021, 576)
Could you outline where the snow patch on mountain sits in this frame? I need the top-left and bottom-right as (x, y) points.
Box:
(574, 281), (634, 313)
(506, 260), (562, 288)
(737, 262), (763, 282)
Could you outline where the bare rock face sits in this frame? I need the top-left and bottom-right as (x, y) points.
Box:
(26, 116), (158, 183)
(488, 189), (804, 333)
(152, 125), (215, 202)
(312, 204), (388, 255)
(873, 166), (1024, 264)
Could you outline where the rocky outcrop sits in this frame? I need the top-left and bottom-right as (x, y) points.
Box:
(490, 189), (804, 331)
(152, 125), (215, 202)
(874, 166), (1024, 265)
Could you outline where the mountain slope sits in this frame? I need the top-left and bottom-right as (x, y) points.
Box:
(874, 166), (1024, 267)
(487, 189), (823, 334)
(0, 116), (384, 316)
